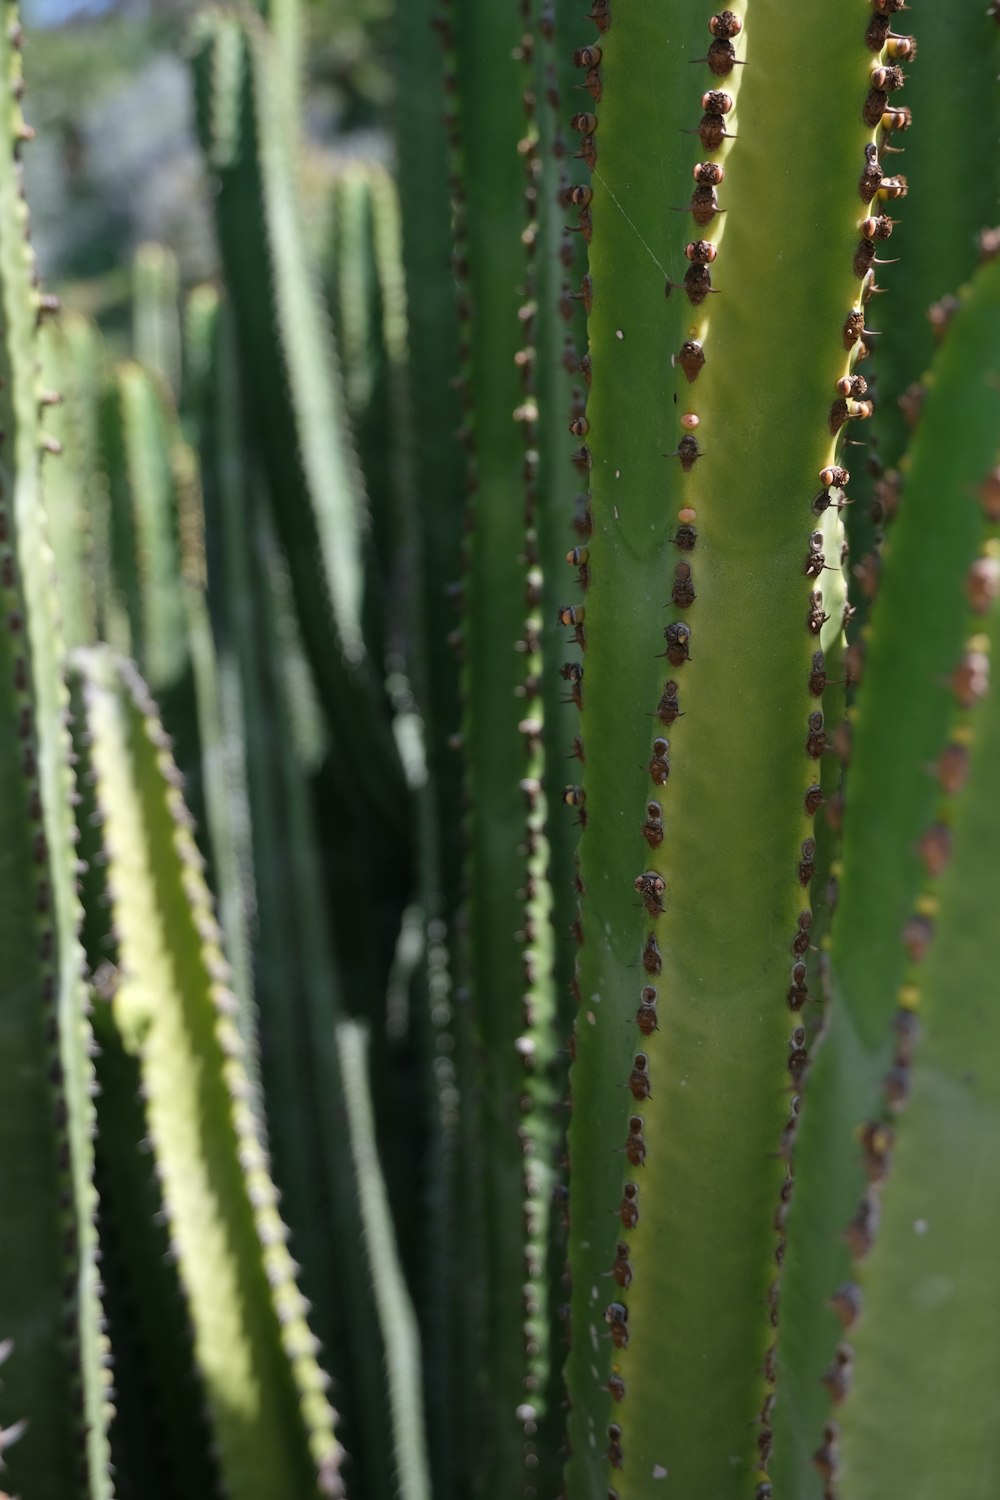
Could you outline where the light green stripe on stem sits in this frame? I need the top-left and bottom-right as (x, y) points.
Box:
(337, 1021), (431, 1500)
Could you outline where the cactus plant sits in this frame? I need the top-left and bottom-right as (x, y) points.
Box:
(3, 0), (1000, 1497)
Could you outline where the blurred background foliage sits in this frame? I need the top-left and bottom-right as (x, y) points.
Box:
(22, 0), (389, 320)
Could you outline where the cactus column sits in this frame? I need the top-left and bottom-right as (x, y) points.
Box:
(0, 8), (112, 1495)
(563, 4), (889, 1495)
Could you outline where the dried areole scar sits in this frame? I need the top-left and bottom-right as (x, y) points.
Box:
(675, 339), (706, 381)
(629, 1053), (651, 1100)
(708, 10), (742, 39)
(605, 1301), (629, 1346)
(684, 240), (717, 265)
(636, 988), (659, 1036)
(648, 735), (671, 785)
(672, 561), (696, 608)
(673, 434), (702, 471)
(572, 44), (602, 68)
(642, 801), (664, 848)
(693, 37), (742, 75)
(634, 869), (666, 914)
(654, 680), (682, 724)
(663, 621), (692, 664)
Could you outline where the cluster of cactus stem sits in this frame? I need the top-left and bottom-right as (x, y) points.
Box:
(2, 0), (1000, 1495)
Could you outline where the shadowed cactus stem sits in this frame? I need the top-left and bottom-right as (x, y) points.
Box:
(189, 8), (405, 828)
(337, 1019), (432, 1500)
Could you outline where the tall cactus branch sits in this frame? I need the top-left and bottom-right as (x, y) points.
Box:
(563, 5), (897, 1494)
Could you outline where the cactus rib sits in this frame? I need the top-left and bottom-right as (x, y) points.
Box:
(564, 4), (897, 1493)
(189, 9), (406, 828)
(0, 10), (112, 1491)
(75, 645), (342, 1499)
(775, 243), (1000, 1496)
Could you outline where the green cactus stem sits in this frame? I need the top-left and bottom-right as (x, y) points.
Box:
(562, 4), (898, 1494)
(189, 9), (406, 830)
(536, 0), (587, 1030)
(509, 8), (568, 1485)
(74, 644), (342, 1499)
(393, 12), (471, 1475)
(774, 244), (1000, 1497)
(167, 285), (260, 1070)
(395, 2), (466, 919)
(66, 602), (217, 1500)
(842, 8), (1000, 635)
(72, 720), (221, 1500)
(265, 0), (304, 136)
(132, 243), (183, 406)
(323, 159), (430, 791)
(192, 293), (402, 1498)
(324, 166), (389, 669)
(355, 150), (471, 1499)
(102, 362), (189, 694)
(445, 0), (565, 1488)
(38, 317), (101, 649)
(0, 11), (112, 1493)
(870, 7), (1000, 474)
(185, 581), (259, 1070)
(99, 357), (211, 870)
(833, 498), (1000, 1496)
(91, 1011), (221, 1500)
(527, 4), (593, 1466)
(337, 1020), (432, 1500)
